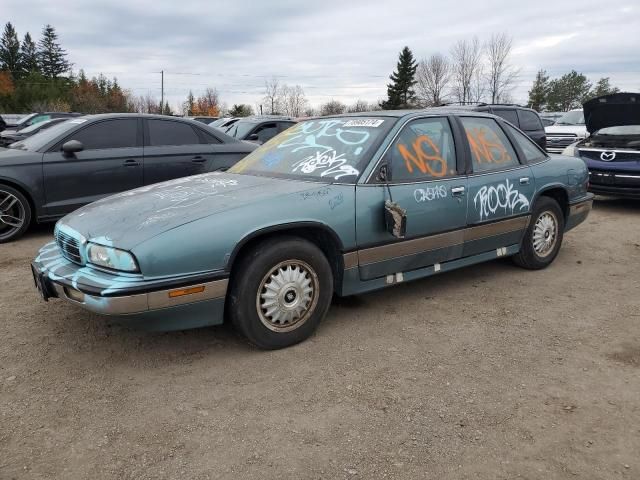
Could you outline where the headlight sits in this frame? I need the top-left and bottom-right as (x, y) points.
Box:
(562, 142), (581, 157)
(87, 243), (139, 272)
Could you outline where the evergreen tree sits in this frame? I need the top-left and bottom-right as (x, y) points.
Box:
(18, 32), (39, 75)
(527, 69), (549, 111)
(184, 90), (195, 115)
(38, 24), (71, 79)
(381, 46), (417, 109)
(546, 70), (592, 112)
(587, 77), (620, 100)
(0, 22), (21, 77)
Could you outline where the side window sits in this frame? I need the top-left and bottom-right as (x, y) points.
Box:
(387, 117), (457, 182)
(30, 114), (51, 126)
(460, 117), (519, 173)
(197, 128), (222, 144)
(278, 122), (295, 133)
(69, 119), (138, 150)
(491, 109), (519, 126)
(253, 123), (278, 143)
(505, 124), (547, 164)
(148, 120), (200, 146)
(517, 110), (543, 131)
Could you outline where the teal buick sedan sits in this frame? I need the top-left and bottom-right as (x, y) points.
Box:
(32, 110), (593, 349)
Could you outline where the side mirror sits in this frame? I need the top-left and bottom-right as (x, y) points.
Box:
(378, 163), (391, 182)
(247, 133), (260, 142)
(62, 140), (83, 155)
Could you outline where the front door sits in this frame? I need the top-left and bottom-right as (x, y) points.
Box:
(42, 118), (143, 217)
(458, 116), (535, 257)
(356, 116), (468, 281)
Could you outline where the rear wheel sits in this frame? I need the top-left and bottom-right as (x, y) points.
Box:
(513, 196), (564, 269)
(0, 185), (31, 243)
(229, 236), (333, 349)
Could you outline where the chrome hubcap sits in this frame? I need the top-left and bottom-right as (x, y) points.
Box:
(0, 190), (25, 238)
(256, 260), (319, 333)
(532, 211), (557, 257)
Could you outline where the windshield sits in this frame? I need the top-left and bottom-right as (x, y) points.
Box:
(15, 113), (38, 127)
(224, 120), (256, 139)
(8, 118), (83, 151)
(555, 110), (585, 125)
(596, 125), (640, 135)
(18, 119), (56, 134)
(229, 117), (394, 182)
(209, 118), (229, 127)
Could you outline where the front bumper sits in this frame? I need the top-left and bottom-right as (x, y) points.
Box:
(32, 242), (228, 327)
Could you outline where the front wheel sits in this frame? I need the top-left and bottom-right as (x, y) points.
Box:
(229, 236), (333, 349)
(513, 196), (564, 270)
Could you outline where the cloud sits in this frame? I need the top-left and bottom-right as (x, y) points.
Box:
(3, 0), (638, 110)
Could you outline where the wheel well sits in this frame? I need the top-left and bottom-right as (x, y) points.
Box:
(539, 188), (569, 220)
(0, 180), (36, 224)
(229, 226), (344, 293)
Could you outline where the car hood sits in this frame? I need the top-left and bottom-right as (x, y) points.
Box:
(545, 125), (587, 135)
(59, 172), (323, 250)
(583, 92), (640, 134)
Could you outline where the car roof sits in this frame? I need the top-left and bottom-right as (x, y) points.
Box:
(314, 108), (511, 120)
(235, 115), (296, 124)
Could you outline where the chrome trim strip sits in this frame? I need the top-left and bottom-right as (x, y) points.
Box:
(569, 198), (593, 216)
(54, 278), (229, 315)
(343, 252), (359, 269)
(355, 216), (530, 266)
(578, 148), (640, 154)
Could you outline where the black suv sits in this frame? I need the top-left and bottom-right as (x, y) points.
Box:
(432, 104), (546, 150)
(223, 116), (297, 144)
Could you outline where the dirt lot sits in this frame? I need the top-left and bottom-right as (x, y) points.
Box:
(1, 198), (639, 480)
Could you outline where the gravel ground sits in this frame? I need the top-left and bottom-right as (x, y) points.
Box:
(1, 197), (639, 480)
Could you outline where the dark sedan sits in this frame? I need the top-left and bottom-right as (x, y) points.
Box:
(224, 116), (297, 144)
(0, 114), (257, 242)
(0, 118), (69, 147)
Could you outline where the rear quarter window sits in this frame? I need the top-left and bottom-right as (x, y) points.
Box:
(492, 109), (519, 126)
(517, 110), (543, 131)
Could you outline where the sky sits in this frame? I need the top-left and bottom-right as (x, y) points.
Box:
(4, 0), (639, 112)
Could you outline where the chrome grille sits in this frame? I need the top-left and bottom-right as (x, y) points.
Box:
(55, 229), (82, 265)
(547, 134), (578, 149)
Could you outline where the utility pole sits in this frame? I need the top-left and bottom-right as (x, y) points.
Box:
(160, 70), (164, 115)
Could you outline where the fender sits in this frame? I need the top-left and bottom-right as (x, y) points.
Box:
(227, 220), (345, 272)
(0, 174), (44, 218)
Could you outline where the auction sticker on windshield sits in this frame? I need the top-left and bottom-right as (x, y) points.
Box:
(342, 119), (384, 128)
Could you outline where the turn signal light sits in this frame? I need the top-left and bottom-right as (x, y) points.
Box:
(168, 286), (205, 298)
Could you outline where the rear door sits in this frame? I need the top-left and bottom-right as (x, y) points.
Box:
(42, 118), (143, 216)
(458, 116), (535, 257)
(143, 118), (217, 185)
(355, 116), (468, 280)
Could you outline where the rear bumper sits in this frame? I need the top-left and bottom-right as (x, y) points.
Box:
(565, 195), (594, 232)
(32, 242), (228, 328)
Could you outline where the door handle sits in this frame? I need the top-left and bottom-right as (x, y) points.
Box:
(451, 186), (465, 196)
(519, 177), (530, 185)
(122, 159), (139, 167)
(191, 156), (206, 163)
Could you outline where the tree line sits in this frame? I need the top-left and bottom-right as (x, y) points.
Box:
(380, 34), (621, 112)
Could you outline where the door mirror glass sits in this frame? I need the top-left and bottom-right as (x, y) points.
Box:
(62, 140), (84, 154)
(247, 133), (259, 141)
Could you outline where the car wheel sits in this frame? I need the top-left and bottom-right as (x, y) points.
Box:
(0, 185), (31, 243)
(513, 196), (564, 270)
(229, 236), (333, 349)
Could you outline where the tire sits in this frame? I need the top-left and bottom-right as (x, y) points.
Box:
(0, 184), (31, 243)
(228, 236), (333, 349)
(513, 196), (564, 270)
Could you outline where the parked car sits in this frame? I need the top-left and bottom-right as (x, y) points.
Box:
(0, 118), (69, 147)
(0, 113), (257, 242)
(209, 117), (239, 129)
(0, 115), (6, 133)
(545, 109), (588, 154)
(539, 112), (564, 127)
(562, 92), (640, 198)
(3, 112), (82, 132)
(224, 116), (297, 144)
(31, 110), (592, 349)
(432, 104), (546, 150)
(185, 116), (219, 124)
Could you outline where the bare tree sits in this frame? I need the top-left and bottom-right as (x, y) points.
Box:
(280, 84), (307, 117)
(470, 66), (486, 103)
(347, 99), (372, 113)
(450, 37), (482, 104)
(263, 77), (281, 114)
(320, 99), (346, 116)
(415, 53), (451, 106)
(484, 33), (519, 103)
